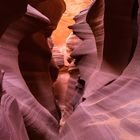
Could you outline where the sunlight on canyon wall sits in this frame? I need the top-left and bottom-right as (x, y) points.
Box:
(52, 0), (91, 47)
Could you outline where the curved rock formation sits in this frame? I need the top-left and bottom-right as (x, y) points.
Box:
(0, 4), (63, 140)
(84, 0), (138, 97)
(0, 93), (29, 140)
(60, 3), (98, 122)
(18, 1), (66, 122)
(58, 0), (140, 140)
(68, 5), (98, 81)
(28, 0), (66, 31)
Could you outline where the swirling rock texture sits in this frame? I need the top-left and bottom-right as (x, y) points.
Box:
(60, 1), (99, 123)
(28, 0), (66, 31)
(58, 0), (140, 140)
(0, 0), (140, 140)
(18, 1), (66, 122)
(50, 1), (93, 122)
(0, 91), (29, 140)
(0, 5), (60, 140)
(0, 1), (65, 140)
(18, 6), (60, 122)
(84, 0), (138, 97)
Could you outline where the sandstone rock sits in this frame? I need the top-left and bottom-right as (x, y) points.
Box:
(0, 94), (29, 140)
(0, 5), (60, 140)
(59, 1), (140, 140)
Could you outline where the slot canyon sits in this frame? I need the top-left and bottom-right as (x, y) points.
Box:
(0, 0), (140, 140)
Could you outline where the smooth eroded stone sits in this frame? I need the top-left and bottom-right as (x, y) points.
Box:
(0, 94), (29, 140)
(58, 1), (140, 139)
(28, 0), (66, 30)
(18, 5), (62, 122)
(84, 0), (138, 97)
(0, 5), (59, 140)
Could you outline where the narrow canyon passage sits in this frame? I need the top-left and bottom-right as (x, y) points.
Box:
(0, 0), (140, 140)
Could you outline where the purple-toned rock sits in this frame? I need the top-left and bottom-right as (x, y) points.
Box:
(0, 94), (29, 140)
(58, 1), (140, 140)
(84, 0), (138, 97)
(0, 5), (61, 140)
(60, 2), (98, 123)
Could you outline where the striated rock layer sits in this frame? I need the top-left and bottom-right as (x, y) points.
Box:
(0, 93), (29, 140)
(0, 3), (66, 140)
(59, 0), (140, 140)
(84, 0), (138, 97)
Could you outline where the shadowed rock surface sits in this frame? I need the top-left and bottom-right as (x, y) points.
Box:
(58, 0), (140, 140)
(0, 0), (140, 140)
(84, 0), (138, 97)
(0, 0), (28, 36)
(0, 93), (29, 140)
(18, 2), (66, 122)
(60, 3), (98, 122)
(0, 3), (65, 140)
(28, 0), (66, 31)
